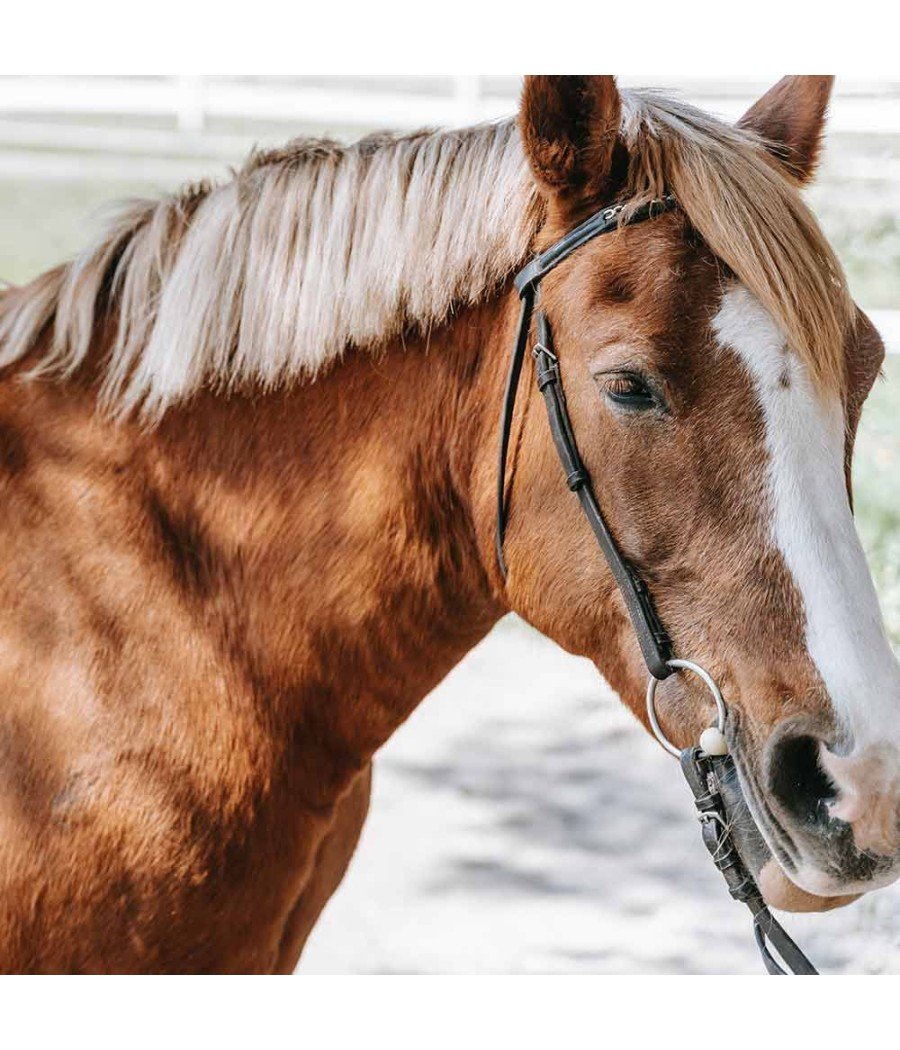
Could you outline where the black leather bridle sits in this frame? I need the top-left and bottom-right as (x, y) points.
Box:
(496, 194), (819, 975)
(496, 196), (677, 679)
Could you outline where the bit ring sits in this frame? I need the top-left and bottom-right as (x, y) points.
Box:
(646, 658), (727, 758)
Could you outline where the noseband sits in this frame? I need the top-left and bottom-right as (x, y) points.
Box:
(496, 196), (818, 975)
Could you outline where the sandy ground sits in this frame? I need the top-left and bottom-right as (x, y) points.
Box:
(297, 617), (900, 975)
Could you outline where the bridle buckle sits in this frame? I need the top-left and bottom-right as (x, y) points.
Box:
(531, 341), (556, 362)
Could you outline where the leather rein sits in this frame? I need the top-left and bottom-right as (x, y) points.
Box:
(495, 195), (819, 975)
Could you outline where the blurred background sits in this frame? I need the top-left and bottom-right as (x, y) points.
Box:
(2, 75), (899, 973)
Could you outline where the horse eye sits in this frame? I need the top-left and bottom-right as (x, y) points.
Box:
(604, 373), (657, 410)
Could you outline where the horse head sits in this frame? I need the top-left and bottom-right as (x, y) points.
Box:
(497, 75), (897, 909)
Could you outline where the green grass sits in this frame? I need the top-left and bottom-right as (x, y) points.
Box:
(2, 173), (900, 639)
(815, 204), (900, 310)
(854, 356), (900, 644)
(0, 178), (163, 286)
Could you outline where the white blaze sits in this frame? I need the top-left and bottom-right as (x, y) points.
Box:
(712, 285), (900, 748)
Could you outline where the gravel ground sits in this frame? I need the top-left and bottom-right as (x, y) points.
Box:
(297, 618), (900, 975)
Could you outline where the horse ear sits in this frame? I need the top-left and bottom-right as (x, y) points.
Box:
(737, 76), (834, 183)
(519, 75), (623, 205)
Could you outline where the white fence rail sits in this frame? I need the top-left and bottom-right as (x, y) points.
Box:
(0, 77), (897, 350)
(0, 76), (506, 134)
(1, 76), (900, 153)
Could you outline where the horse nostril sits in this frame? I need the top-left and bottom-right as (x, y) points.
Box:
(767, 733), (838, 828)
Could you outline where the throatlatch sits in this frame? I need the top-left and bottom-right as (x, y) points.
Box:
(497, 193), (820, 975)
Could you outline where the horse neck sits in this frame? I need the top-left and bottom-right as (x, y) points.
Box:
(134, 292), (515, 798)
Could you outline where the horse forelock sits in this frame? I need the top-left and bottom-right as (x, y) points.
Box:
(0, 88), (852, 419)
(618, 91), (853, 396)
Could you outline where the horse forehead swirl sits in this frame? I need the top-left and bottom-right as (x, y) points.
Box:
(0, 90), (852, 419)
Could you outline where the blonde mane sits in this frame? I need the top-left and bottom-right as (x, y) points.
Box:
(0, 90), (852, 417)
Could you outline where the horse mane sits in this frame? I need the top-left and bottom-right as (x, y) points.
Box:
(0, 90), (852, 418)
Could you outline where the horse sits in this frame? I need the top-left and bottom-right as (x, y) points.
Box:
(0, 74), (896, 972)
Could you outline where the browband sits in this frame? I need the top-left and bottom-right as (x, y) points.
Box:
(514, 197), (677, 296)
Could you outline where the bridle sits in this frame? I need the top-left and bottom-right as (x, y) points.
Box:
(496, 194), (819, 975)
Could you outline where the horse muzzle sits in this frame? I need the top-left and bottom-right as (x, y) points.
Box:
(718, 748), (864, 911)
(646, 667), (890, 911)
(757, 721), (900, 899)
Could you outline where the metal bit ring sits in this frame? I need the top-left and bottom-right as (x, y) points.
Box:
(646, 658), (727, 758)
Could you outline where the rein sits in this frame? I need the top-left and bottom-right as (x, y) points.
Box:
(496, 195), (819, 975)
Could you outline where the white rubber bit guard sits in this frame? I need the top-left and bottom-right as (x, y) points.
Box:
(699, 725), (729, 756)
